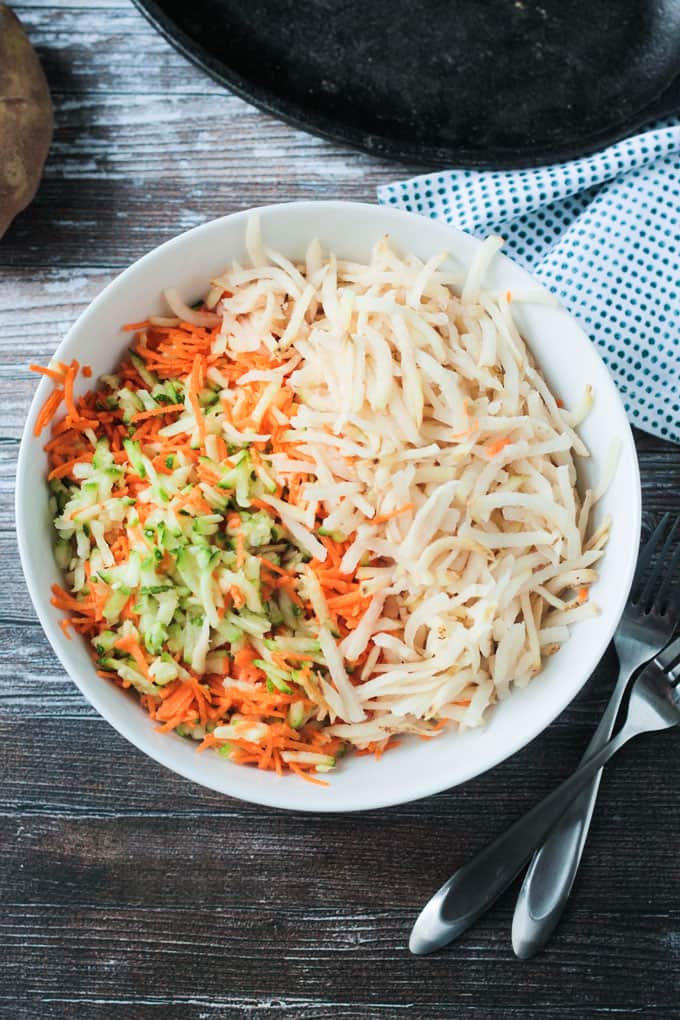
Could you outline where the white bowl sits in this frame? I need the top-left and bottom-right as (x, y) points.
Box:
(16, 201), (641, 812)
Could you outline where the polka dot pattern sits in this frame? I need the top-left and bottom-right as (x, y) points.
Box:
(378, 121), (680, 443)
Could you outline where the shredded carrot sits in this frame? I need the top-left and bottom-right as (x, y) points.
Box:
(577, 586), (589, 603)
(123, 320), (152, 332)
(274, 650), (314, 664)
(30, 363), (65, 383)
(288, 763), (330, 787)
(372, 503), (414, 526)
(258, 728), (274, 771)
(451, 421), (479, 441)
(129, 403), (186, 422)
(34, 387), (65, 436)
(62, 359), (81, 421)
(114, 634), (152, 681)
(47, 455), (93, 481)
(188, 355), (207, 447)
(251, 497), (277, 514)
(97, 669), (121, 681)
(326, 590), (366, 610)
(356, 739), (400, 759)
(275, 575), (305, 608)
(485, 436), (511, 458)
(196, 733), (220, 753)
(232, 646), (260, 682)
(236, 531), (245, 568)
(259, 556), (288, 576)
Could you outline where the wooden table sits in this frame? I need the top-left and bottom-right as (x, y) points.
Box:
(2, 4), (679, 1017)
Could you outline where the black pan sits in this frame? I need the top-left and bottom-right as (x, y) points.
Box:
(133, 0), (680, 168)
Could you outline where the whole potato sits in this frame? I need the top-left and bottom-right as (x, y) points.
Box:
(0, 3), (53, 239)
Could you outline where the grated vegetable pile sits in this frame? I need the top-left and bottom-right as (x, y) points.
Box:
(34, 221), (614, 783)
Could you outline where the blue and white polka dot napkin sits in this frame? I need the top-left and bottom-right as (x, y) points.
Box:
(378, 121), (679, 443)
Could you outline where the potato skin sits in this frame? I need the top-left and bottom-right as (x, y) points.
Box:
(0, 4), (53, 238)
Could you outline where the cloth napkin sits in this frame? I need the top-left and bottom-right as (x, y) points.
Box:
(378, 121), (680, 444)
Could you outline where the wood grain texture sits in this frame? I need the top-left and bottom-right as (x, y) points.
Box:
(3, 4), (424, 269)
(1, 3), (679, 1018)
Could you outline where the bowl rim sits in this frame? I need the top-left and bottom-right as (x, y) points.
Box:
(15, 200), (642, 812)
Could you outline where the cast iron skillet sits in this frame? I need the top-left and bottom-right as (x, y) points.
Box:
(133, 0), (680, 168)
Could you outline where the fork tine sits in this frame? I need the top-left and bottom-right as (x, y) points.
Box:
(657, 633), (680, 672)
(670, 657), (680, 686)
(638, 516), (680, 610)
(654, 532), (680, 614)
(631, 513), (670, 601)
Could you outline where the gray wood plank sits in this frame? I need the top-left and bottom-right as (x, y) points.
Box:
(1, 849), (679, 1014)
(1, 899), (677, 1005)
(10, 1005), (680, 1020)
(2, 714), (680, 1007)
(2, 706), (680, 829)
(1, 85), (422, 269)
(15, 3), (228, 97)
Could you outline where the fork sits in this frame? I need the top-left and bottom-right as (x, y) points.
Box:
(410, 632), (680, 955)
(512, 514), (680, 958)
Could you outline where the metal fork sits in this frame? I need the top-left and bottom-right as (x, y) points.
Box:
(410, 633), (680, 955)
(512, 513), (680, 958)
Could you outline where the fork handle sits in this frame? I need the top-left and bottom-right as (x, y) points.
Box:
(409, 726), (634, 955)
(511, 659), (631, 959)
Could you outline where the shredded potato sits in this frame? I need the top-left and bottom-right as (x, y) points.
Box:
(209, 220), (614, 741)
